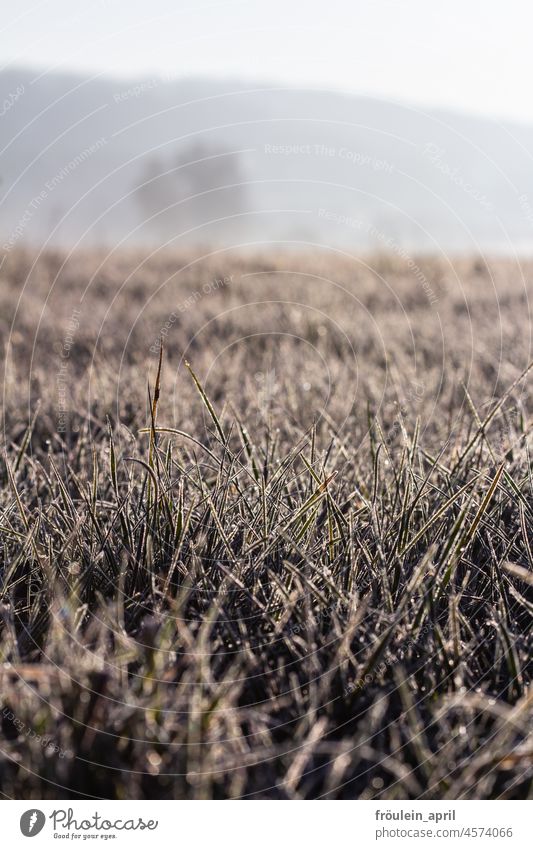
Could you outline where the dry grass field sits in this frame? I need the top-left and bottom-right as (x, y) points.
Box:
(0, 247), (532, 799)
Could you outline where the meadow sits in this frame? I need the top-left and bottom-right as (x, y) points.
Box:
(0, 247), (531, 799)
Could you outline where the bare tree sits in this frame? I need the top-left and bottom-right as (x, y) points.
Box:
(135, 141), (248, 241)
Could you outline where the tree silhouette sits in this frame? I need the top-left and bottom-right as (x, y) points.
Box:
(135, 141), (248, 241)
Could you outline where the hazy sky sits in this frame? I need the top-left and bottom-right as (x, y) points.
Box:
(2, 0), (533, 124)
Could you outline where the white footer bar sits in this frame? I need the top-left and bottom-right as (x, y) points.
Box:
(4, 799), (531, 848)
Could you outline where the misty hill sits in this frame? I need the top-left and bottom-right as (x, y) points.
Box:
(1, 67), (533, 253)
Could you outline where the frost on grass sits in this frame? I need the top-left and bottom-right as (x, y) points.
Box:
(0, 249), (532, 799)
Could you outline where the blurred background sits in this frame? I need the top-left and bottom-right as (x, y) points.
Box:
(1, 0), (533, 255)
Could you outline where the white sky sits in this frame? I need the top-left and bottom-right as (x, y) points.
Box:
(2, 0), (532, 124)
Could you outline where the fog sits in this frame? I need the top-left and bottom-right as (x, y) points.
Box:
(2, 67), (533, 255)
